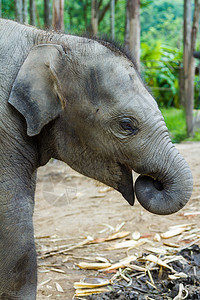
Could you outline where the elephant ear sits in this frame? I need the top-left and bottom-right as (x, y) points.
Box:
(8, 44), (66, 136)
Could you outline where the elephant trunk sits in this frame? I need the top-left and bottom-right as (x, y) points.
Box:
(134, 141), (193, 215)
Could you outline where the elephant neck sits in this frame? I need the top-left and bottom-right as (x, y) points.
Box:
(0, 132), (38, 213)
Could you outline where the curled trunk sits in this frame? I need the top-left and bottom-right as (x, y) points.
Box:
(135, 147), (193, 215)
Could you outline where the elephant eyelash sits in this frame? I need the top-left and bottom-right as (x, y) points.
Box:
(56, 94), (60, 101)
(119, 119), (139, 136)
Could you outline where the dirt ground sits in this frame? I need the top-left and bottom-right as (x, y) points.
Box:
(34, 142), (200, 300)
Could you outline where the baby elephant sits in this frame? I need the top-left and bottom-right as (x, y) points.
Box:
(0, 18), (193, 299)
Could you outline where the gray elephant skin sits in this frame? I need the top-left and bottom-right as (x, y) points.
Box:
(0, 18), (193, 299)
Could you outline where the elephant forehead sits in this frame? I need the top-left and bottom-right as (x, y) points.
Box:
(83, 68), (108, 105)
(62, 37), (158, 113)
(82, 61), (137, 99)
(82, 67), (159, 119)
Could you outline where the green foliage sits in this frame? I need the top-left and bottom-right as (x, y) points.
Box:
(186, 130), (200, 141)
(140, 0), (153, 8)
(141, 41), (181, 108)
(139, 0), (187, 109)
(64, 0), (89, 33)
(161, 108), (200, 142)
(2, 0), (15, 19)
(113, 0), (126, 41)
(140, 0), (183, 48)
(139, 0), (200, 110)
(64, 0), (126, 41)
(161, 108), (187, 143)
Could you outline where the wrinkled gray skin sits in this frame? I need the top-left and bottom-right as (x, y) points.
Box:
(0, 19), (193, 299)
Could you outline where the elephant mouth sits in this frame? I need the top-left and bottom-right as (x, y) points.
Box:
(121, 168), (192, 216)
(117, 164), (135, 206)
(115, 147), (192, 215)
(117, 165), (165, 208)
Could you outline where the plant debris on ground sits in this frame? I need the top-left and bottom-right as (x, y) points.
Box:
(36, 221), (200, 299)
(70, 223), (200, 299)
(85, 245), (200, 299)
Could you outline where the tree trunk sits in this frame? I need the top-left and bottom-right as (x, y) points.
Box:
(91, 0), (98, 35)
(15, 0), (23, 23)
(98, 0), (111, 24)
(124, 1), (130, 49)
(22, 0), (28, 23)
(179, 67), (185, 107)
(184, 0), (200, 136)
(126, 0), (140, 70)
(44, 0), (51, 29)
(83, 0), (89, 28)
(30, 0), (36, 25)
(68, 7), (73, 29)
(110, 0), (115, 39)
(52, 0), (64, 32)
(183, 0), (191, 128)
(35, 4), (41, 27)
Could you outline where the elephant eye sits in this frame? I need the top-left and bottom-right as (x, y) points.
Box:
(119, 119), (138, 136)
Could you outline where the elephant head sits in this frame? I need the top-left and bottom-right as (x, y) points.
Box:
(8, 38), (193, 215)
